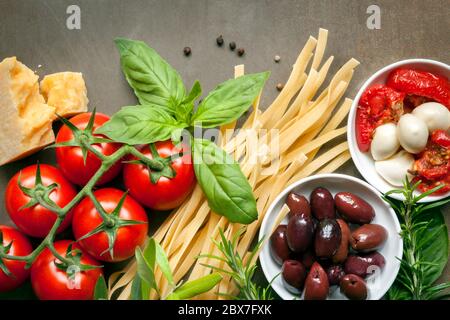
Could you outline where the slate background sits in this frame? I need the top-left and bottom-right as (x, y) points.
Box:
(0, 0), (449, 299)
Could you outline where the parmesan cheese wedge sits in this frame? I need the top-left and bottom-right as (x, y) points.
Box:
(40, 72), (88, 117)
(0, 57), (56, 165)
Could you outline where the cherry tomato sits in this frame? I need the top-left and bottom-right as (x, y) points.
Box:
(356, 84), (405, 152)
(55, 112), (122, 186)
(0, 226), (33, 293)
(414, 130), (450, 194)
(387, 68), (450, 109)
(123, 141), (196, 210)
(5, 164), (76, 238)
(72, 188), (148, 262)
(31, 240), (102, 300)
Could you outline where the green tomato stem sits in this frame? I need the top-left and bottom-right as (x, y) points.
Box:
(0, 144), (132, 264)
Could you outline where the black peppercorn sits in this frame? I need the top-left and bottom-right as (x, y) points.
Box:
(237, 48), (245, 56)
(229, 41), (236, 51)
(183, 47), (191, 56)
(216, 35), (224, 46)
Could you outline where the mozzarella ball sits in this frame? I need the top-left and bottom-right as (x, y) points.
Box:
(397, 114), (429, 154)
(370, 123), (400, 161)
(375, 151), (414, 186)
(412, 102), (450, 132)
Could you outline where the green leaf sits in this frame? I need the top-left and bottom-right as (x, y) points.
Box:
(192, 138), (257, 224)
(130, 276), (142, 300)
(93, 275), (108, 300)
(165, 273), (222, 300)
(96, 105), (187, 145)
(153, 239), (174, 286)
(415, 208), (449, 286)
(191, 72), (269, 128)
(183, 80), (202, 105)
(114, 38), (186, 112)
(135, 247), (157, 294)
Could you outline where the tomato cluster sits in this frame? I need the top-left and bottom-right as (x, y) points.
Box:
(0, 112), (196, 299)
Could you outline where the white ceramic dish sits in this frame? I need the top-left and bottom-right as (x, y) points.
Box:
(347, 59), (450, 202)
(259, 173), (403, 300)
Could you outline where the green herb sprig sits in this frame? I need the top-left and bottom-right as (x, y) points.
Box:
(384, 179), (450, 300)
(199, 229), (275, 300)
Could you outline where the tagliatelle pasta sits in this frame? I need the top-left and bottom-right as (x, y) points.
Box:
(109, 28), (359, 300)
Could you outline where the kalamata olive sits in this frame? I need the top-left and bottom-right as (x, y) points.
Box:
(344, 252), (386, 278)
(326, 265), (345, 286)
(304, 262), (329, 300)
(270, 225), (291, 264)
(315, 219), (341, 259)
(310, 187), (335, 220)
(335, 192), (375, 224)
(286, 192), (311, 218)
(340, 274), (367, 300)
(300, 248), (315, 269)
(286, 214), (314, 253)
(332, 219), (350, 263)
(282, 260), (307, 293)
(351, 224), (388, 252)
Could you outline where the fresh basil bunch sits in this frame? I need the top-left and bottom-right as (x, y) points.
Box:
(97, 38), (269, 224)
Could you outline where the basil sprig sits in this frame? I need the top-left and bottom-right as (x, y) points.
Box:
(99, 38), (269, 225)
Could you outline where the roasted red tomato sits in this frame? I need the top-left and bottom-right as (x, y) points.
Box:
(31, 240), (102, 300)
(387, 68), (450, 109)
(356, 84), (405, 152)
(0, 226), (33, 293)
(55, 112), (122, 186)
(72, 188), (148, 262)
(5, 164), (76, 238)
(414, 130), (450, 194)
(123, 141), (196, 210)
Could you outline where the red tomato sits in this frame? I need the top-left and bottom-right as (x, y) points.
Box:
(55, 112), (122, 186)
(356, 84), (405, 152)
(72, 188), (148, 262)
(387, 68), (450, 109)
(31, 240), (102, 300)
(5, 164), (76, 238)
(0, 226), (33, 293)
(123, 141), (196, 210)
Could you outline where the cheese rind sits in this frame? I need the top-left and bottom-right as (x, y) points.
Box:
(40, 72), (88, 117)
(0, 57), (55, 166)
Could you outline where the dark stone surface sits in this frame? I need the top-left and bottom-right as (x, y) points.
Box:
(0, 0), (449, 297)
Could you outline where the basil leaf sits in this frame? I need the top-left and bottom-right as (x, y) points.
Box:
(415, 208), (448, 285)
(191, 72), (269, 128)
(96, 105), (187, 145)
(184, 80), (202, 105)
(115, 38), (186, 112)
(93, 275), (108, 300)
(192, 138), (257, 224)
(175, 81), (201, 124)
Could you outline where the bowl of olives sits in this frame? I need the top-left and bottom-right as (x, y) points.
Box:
(259, 173), (403, 300)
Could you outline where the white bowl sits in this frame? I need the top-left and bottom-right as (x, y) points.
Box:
(347, 59), (450, 202)
(259, 173), (403, 300)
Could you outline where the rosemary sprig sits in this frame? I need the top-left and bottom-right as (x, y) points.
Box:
(383, 179), (450, 300)
(199, 228), (275, 300)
